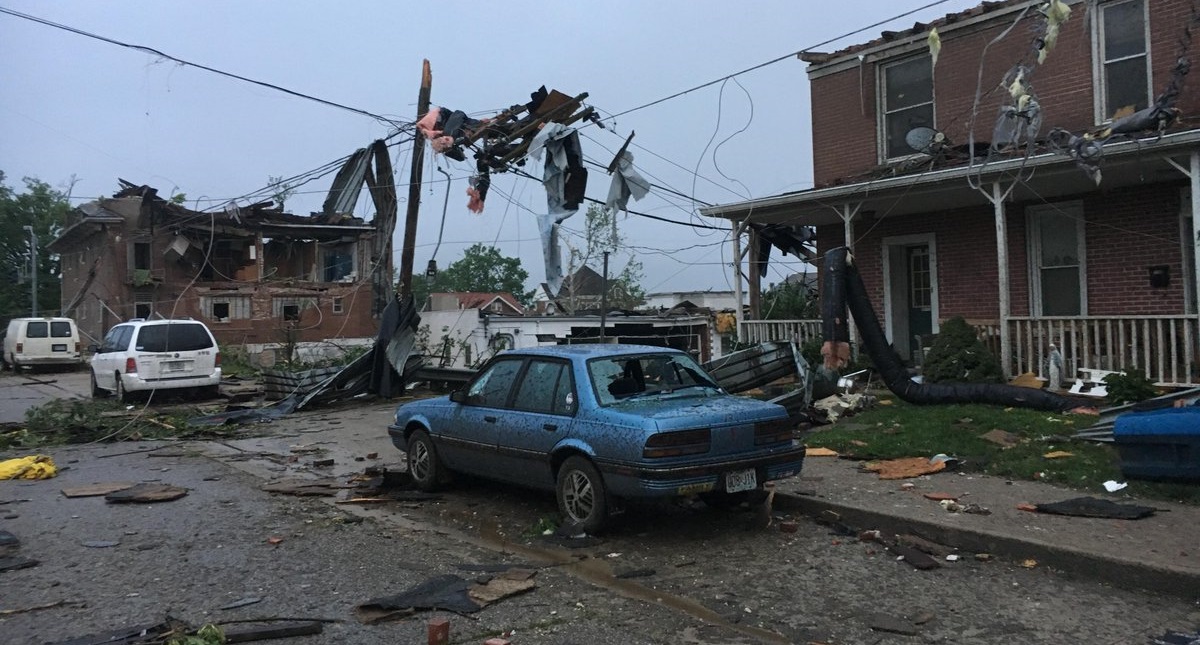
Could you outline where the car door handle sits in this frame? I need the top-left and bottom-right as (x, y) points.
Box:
(484, 415), (497, 423)
(543, 423), (558, 432)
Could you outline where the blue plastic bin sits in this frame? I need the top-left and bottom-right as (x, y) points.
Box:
(1113, 407), (1200, 481)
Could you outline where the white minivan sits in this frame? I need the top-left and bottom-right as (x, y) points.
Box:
(2, 317), (83, 370)
(90, 319), (222, 401)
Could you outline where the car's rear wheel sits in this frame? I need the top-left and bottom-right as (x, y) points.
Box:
(407, 430), (445, 491)
(556, 456), (608, 534)
(115, 374), (130, 403)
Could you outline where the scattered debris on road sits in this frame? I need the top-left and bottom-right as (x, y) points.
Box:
(863, 456), (947, 480)
(355, 568), (537, 624)
(104, 483), (188, 504)
(1034, 496), (1156, 520)
(61, 482), (135, 498)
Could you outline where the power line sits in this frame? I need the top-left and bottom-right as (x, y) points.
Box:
(600, 0), (953, 122)
(0, 6), (415, 131)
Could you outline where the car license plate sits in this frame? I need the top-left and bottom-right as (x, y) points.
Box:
(725, 468), (757, 493)
(52, 344), (67, 352)
(163, 361), (187, 372)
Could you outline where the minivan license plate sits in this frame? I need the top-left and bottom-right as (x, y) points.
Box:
(52, 344), (67, 352)
(163, 361), (186, 372)
(725, 468), (757, 493)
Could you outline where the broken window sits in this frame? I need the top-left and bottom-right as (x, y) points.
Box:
(132, 242), (152, 271)
(322, 243), (355, 282)
(881, 55), (934, 159)
(1097, 0), (1150, 120)
(134, 302), (153, 319)
(201, 295), (250, 322)
(1028, 204), (1085, 316)
(202, 240), (249, 281)
(273, 297), (317, 322)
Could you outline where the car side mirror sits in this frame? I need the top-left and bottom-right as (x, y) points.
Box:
(88, 344), (101, 354)
(449, 390), (467, 404)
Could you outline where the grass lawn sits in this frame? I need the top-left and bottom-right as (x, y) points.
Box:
(802, 391), (1200, 505)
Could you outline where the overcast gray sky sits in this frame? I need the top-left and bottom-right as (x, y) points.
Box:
(0, 0), (975, 296)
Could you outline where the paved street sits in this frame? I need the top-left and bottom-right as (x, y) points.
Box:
(0, 368), (89, 424)
(2, 382), (1199, 644)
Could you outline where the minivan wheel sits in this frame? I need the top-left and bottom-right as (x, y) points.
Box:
(115, 375), (130, 403)
(406, 430), (446, 492)
(90, 371), (109, 398)
(556, 456), (609, 534)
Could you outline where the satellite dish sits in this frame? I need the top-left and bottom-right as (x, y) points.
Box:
(905, 127), (945, 154)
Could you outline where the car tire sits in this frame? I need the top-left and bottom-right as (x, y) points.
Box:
(407, 430), (446, 492)
(90, 371), (110, 398)
(115, 374), (130, 403)
(556, 456), (609, 534)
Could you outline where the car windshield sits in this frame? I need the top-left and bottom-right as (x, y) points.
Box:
(588, 352), (720, 405)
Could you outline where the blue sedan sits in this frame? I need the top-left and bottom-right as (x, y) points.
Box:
(388, 344), (804, 532)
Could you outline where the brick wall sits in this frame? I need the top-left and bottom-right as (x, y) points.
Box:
(811, 0), (1200, 186)
(814, 182), (1188, 324)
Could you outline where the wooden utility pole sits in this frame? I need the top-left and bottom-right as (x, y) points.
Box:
(399, 59), (432, 296)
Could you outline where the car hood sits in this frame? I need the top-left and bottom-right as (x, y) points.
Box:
(598, 394), (784, 430)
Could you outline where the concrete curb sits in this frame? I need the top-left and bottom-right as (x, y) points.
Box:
(774, 491), (1200, 598)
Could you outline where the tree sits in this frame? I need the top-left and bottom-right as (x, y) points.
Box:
(414, 243), (534, 308)
(760, 277), (819, 320)
(565, 205), (645, 311)
(0, 172), (69, 321)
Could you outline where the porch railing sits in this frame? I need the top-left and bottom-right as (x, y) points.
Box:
(1008, 316), (1200, 387)
(740, 316), (1200, 387)
(738, 319), (823, 347)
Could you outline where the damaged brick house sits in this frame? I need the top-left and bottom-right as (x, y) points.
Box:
(706, 0), (1200, 386)
(48, 182), (387, 358)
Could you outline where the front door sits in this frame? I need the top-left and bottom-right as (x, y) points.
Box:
(907, 245), (933, 347)
(883, 235), (938, 363)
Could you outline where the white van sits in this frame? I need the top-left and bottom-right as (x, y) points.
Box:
(2, 317), (83, 370)
(90, 319), (222, 401)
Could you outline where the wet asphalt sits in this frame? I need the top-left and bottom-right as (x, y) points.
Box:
(2, 377), (1199, 644)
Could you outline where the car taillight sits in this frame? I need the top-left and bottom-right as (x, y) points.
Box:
(75, 342), (81, 353)
(125, 357), (137, 374)
(644, 429), (711, 458)
(754, 418), (795, 445)
(14, 342), (22, 354)
(215, 351), (221, 367)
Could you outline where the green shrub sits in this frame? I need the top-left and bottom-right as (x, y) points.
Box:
(1103, 369), (1156, 404)
(921, 316), (1003, 384)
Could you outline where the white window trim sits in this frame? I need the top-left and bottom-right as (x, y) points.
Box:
(877, 54), (935, 163)
(1091, 0), (1153, 125)
(1027, 202), (1088, 317)
(881, 233), (940, 344)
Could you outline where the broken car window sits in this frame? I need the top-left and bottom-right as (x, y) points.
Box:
(588, 353), (719, 406)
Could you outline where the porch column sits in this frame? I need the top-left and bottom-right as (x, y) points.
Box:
(1191, 152), (1200, 320)
(730, 219), (749, 328)
(991, 182), (1012, 379)
(840, 202), (861, 355)
(748, 227), (762, 319)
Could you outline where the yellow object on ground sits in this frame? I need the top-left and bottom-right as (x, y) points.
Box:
(806, 447), (840, 457)
(0, 455), (58, 480)
(1043, 451), (1075, 459)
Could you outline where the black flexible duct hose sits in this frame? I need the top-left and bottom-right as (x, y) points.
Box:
(826, 247), (1075, 412)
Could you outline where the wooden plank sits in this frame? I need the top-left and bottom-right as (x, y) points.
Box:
(62, 482), (135, 498)
(223, 621), (323, 643)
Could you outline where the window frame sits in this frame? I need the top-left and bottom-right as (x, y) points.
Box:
(1027, 202), (1088, 317)
(510, 358), (577, 416)
(878, 53), (936, 162)
(1092, 0), (1153, 124)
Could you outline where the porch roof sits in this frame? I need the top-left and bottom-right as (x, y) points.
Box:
(700, 129), (1200, 228)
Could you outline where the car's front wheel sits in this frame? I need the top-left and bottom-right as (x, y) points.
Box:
(90, 371), (110, 398)
(556, 456), (609, 534)
(407, 430), (446, 491)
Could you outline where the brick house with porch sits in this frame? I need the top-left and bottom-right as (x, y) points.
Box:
(704, 0), (1200, 386)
